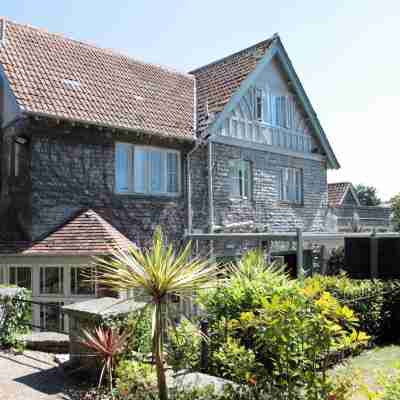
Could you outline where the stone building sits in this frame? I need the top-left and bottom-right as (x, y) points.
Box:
(328, 182), (392, 232)
(0, 19), (339, 330)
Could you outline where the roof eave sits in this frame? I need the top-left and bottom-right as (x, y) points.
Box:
(23, 110), (195, 143)
(206, 38), (340, 170)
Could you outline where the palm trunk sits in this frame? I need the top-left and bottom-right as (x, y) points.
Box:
(154, 301), (168, 400)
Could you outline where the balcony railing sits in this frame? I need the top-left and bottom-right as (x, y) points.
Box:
(219, 117), (313, 154)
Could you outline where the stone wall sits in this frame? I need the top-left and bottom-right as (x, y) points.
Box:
(29, 121), (192, 246)
(210, 142), (328, 233)
(1, 118), (331, 250)
(0, 119), (32, 240)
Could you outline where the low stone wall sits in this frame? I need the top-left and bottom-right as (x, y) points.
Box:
(20, 331), (69, 353)
(62, 297), (146, 378)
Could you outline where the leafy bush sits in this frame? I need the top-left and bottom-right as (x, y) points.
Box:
(114, 359), (158, 399)
(103, 307), (152, 356)
(0, 287), (30, 348)
(326, 246), (345, 275)
(212, 337), (261, 384)
(302, 274), (400, 343)
(198, 250), (369, 399)
(166, 318), (202, 372)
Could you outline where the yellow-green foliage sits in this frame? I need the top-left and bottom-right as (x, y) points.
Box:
(199, 250), (371, 398)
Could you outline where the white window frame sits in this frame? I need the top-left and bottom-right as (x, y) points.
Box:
(115, 143), (181, 196)
(40, 266), (64, 295)
(70, 267), (96, 296)
(9, 266), (32, 290)
(279, 167), (303, 204)
(229, 160), (252, 200)
(40, 302), (65, 332)
(255, 88), (264, 121)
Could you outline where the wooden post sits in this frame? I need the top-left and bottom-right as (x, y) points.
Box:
(200, 319), (209, 372)
(370, 231), (379, 278)
(320, 245), (329, 275)
(296, 228), (304, 278)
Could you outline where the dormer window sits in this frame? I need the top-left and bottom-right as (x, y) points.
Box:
(255, 88), (264, 121)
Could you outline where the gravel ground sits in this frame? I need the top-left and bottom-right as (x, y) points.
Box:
(0, 349), (83, 400)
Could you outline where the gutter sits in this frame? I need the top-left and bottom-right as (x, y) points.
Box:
(186, 140), (200, 233)
(208, 140), (214, 232)
(24, 110), (195, 143)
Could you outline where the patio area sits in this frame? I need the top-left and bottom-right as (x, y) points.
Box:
(0, 349), (76, 400)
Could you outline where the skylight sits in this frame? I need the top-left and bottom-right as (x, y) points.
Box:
(63, 79), (81, 88)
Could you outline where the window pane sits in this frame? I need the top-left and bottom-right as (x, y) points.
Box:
(255, 89), (263, 121)
(295, 170), (302, 203)
(150, 151), (163, 192)
(243, 161), (251, 198)
(230, 161), (251, 199)
(10, 267), (31, 290)
(40, 267), (63, 294)
(280, 167), (302, 203)
(71, 268), (94, 295)
(116, 144), (129, 192)
(134, 148), (147, 193)
(40, 302), (64, 332)
(167, 153), (178, 193)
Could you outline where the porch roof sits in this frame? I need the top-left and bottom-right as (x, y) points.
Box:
(0, 209), (135, 256)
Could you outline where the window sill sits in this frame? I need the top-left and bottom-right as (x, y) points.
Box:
(229, 197), (253, 203)
(278, 201), (304, 208)
(115, 192), (182, 200)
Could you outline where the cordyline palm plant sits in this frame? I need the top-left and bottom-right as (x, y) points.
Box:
(80, 326), (130, 394)
(93, 227), (220, 400)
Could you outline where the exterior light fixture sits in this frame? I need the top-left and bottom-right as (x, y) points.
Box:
(14, 136), (29, 145)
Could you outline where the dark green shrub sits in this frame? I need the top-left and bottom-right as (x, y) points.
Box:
(103, 307), (152, 356)
(166, 318), (202, 372)
(0, 287), (30, 348)
(326, 246), (345, 275)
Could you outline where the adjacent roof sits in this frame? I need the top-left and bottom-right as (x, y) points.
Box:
(0, 209), (134, 255)
(328, 182), (360, 207)
(190, 38), (274, 135)
(0, 18), (195, 140)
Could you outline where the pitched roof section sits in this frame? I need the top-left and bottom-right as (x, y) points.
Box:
(328, 182), (360, 207)
(0, 209), (134, 255)
(190, 38), (275, 135)
(0, 19), (195, 140)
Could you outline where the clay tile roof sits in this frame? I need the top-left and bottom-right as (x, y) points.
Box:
(328, 182), (353, 207)
(0, 209), (135, 255)
(0, 18), (195, 140)
(189, 37), (275, 135)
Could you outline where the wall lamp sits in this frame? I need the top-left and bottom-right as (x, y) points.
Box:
(14, 135), (29, 145)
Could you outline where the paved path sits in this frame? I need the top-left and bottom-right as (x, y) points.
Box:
(0, 350), (75, 400)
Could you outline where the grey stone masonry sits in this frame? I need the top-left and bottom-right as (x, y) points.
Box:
(210, 142), (328, 233)
(1, 117), (331, 252)
(26, 120), (192, 246)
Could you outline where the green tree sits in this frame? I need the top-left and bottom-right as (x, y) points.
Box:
(355, 184), (381, 206)
(391, 194), (400, 231)
(94, 228), (220, 400)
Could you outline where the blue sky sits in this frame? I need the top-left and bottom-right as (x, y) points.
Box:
(3, 1), (400, 200)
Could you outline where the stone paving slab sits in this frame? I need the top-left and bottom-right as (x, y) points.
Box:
(0, 349), (75, 400)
